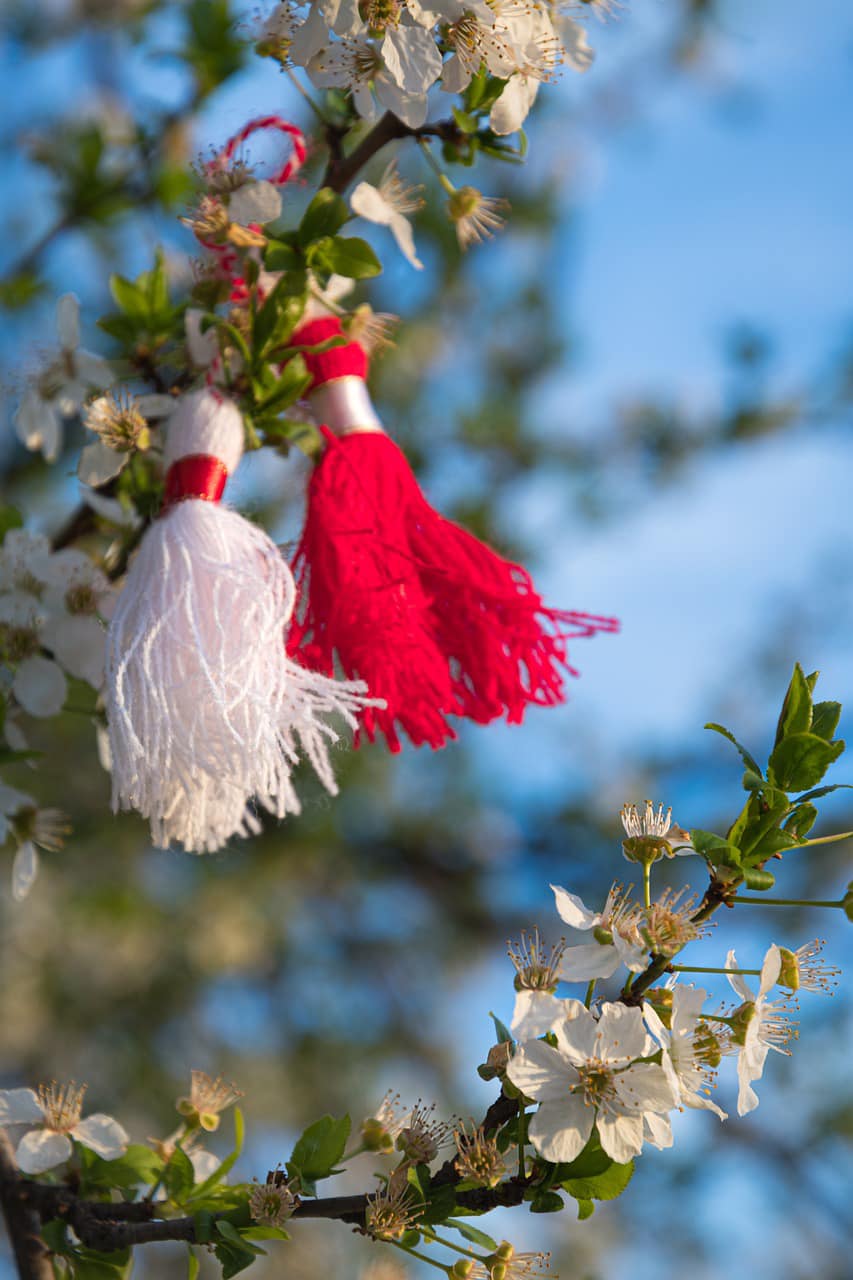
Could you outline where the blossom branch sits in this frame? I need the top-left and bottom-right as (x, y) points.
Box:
(323, 111), (463, 194)
(0, 1131), (54, 1280)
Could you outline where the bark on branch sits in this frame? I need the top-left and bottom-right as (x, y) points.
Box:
(5, 1092), (524, 1259)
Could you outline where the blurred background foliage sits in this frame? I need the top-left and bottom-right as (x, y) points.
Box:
(1, 1), (852, 1277)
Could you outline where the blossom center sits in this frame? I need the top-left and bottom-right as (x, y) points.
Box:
(572, 1058), (616, 1109)
(38, 1082), (85, 1133)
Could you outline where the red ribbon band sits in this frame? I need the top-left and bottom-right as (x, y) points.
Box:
(163, 454), (229, 510)
(289, 317), (368, 390)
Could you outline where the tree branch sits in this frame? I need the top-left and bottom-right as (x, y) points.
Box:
(621, 877), (733, 1005)
(322, 111), (462, 193)
(0, 1131), (55, 1280)
(13, 1091), (525, 1256)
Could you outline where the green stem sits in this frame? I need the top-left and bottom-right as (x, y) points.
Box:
(732, 896), (844, 907)
(642, 862), (652, 910)
(584, 979), (596, 1009)
(417, 138), (455, 194)
(285, 68), (331, 125)
(421, 1228), (484, 1260)
(671, 965), (761, 976)
(800, 831), (853, 847)
(390, 1240), (449, 1272)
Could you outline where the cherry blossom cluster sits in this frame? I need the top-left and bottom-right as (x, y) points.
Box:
(257, 0), (600, 134)
(504, 800), (840, 1170)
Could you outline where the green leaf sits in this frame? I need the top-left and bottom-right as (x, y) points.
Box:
(70, 1247), (130, 1280)
(745, 827), (798, 860)
(704, 723), (762, 776)
(164, 1146), (196, 1202)
(42, 1218), (72, 1254)
(80, 1143), (164, 1192)
(774, 663), (813, 745)
(297, 188), (351, 246)
(768, 733), (844, 792)
(490, 1011), (512, 1044)
(689, 830), (741, 868)
(288, 1114), (351, 1186)
(307, 235), (382, 280)
(563, 1157), (634, 1202)
(421, 1181), (456, 1224)
(784, 803), (818, 838)
(530, 1190), (564, 1213)
(742, 867), (776, 891)
(452, 107), (479, 135)
(186, 1248), (200, 1280)
(263, 239), (302, 271)
(0, 506), (23, 542)
(216, 1221), (264, 1255)
(109, 274), (148, 319)
(213, 1239), (258, 1280)
(793, 783), (853, 803)
(576, 1198), (594, 1220)
(810, 701), (842, 742)
(444, 1220), (498, 1250)
(241, 1225), (290, 1242)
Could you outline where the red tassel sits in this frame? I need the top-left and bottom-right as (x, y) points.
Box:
(288, 318), (618, 751)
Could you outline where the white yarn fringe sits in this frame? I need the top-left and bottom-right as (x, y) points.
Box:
(105, 389), (380, 854)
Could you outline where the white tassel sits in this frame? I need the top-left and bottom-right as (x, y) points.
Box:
(105, 388), (379, 853)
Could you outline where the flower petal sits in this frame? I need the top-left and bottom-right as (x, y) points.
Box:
(14, 656), (66, 718)
(389, 213), (423, 270)
(614, 1063), (676, 1114)
(490, 74), (539, 137)
(41, 615), (106, 688)
(229, 181), (282, 227)
(11, 841), (39, 902)
(528, 1097), (593, 1164)
(596, 1002), (653, 1064)
(510, 989), (564, 1041)
(596, 1111), (644, 1163)
(0, 1089), (43, 1126)
(551, 885), (598, 931)
(78, 440), (127, 487)
(758, 944), (782, 997)
(551, 1003), (600, 1064)
(725, 949), (754, 1002)
(557, 942), (621, 983)
(505, 1038), (573, 1102)
(72, 1114), (129, 1161)
(643, 1111), (673, 1150)
(350, 181), (395, 228)
(16, 1129), (73, 1174)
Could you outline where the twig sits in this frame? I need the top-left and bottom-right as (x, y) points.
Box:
(0, 1131), (54, 1280)
(322, 111), (462, 194)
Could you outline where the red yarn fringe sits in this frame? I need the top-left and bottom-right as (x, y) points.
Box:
(289, 430), (618, 752)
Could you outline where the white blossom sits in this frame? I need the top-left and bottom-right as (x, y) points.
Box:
(350, 163), (424, 269)
(726, 945), (798, 1116)
(306, 37), (432, 128)
(644, 985), (728, 1119)
(0, 784), (69, 901)
(552, 881), (647, 980)
(13, 295), (113, 463)
(0, 1084), (128, 1174)
(507, 1001), (675, 1163)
